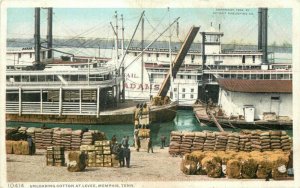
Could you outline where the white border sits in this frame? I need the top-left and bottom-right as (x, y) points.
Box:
(1, 0), (299, 188)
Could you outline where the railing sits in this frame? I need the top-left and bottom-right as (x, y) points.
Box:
(6, 78), (122, 87)
(6, 101), (98, 116)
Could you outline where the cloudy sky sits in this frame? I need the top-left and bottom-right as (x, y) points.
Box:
(7, 8), (292, 45)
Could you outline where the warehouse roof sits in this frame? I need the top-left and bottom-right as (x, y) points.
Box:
(217, 79), (292, 93)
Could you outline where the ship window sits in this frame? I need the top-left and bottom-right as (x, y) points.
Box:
(156, 53), (159, 58)
(134, 52), (137, 56)
(93, 63), (97, 68)
(182, 94), (185, 98)
(148, 53), (150, 57)
(30, 75), (37, 82)
(180, 75), (184, 79)
(252, 55), (255, 63)
(166, 53), (169, 58)
(242, 55), (245, 63)
(46, 75), (54, 81)
(38, 75), (45, 82)
(271, 96), (280, 100)
(187, 75), (191, 79)
(190, 94), (194, 99)
(18, 53), (21, 58)
(30, 53), (32, 58)
(182, 88), (185, 92)
(191, 88), (194, 92)
(174, 88), (177, 92)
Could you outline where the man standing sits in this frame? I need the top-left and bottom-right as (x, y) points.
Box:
(111, 135), (117, 145)
(160, 135), (166, 149)
(123, 146), (131, 168)
(147, 138), (153, 153)
(27, 135), (33, 155)
(116, 144), (124, 167)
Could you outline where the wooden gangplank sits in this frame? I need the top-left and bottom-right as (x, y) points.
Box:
(157, 26), (200, 97)
(208, 111), (225, 132)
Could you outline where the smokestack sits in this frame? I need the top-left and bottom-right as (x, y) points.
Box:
(258, 8), (262, 50)
(47, 8), (53, 59)
(34, 8), (41, 65)
(261, 8), (268, 65)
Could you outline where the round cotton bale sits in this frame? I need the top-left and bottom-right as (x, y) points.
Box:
(256, 159), (272, 179)
(272, 157), (288, 180)
(201, 156), (222, 178)
(241, 158), (258, 179)
(67, 151), (87, 172)
(180, 158), (197, 175)
(226, 159), (242, 179)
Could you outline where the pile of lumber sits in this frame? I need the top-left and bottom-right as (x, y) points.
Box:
(281, 131), (292, 151)
(180, 132), (194, 154)
(203, 132), (216, 151)
(169, 131), (182, 155)
(180, 150), (292, 180)
(238, 133), (251, 152)
(42, 129), (53, 149)
(215, 132), (228, 151)
(34, 128), (43, 149)
(169, 130), (292, 155)
(52, 128), (62, 146)
(227, 133), (239, 152)
(191, 132), (206, 152)
(60, 128), (72, 150)
(71, 130), (82, 150)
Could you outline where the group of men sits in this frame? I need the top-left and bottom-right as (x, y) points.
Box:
(111, 135), (131, 168)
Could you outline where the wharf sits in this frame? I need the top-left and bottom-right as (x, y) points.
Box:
(193, 104), (293, 130)
(6, 101), (177, 125)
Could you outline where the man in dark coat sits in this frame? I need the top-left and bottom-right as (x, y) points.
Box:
(123, 147), (131, 168)
(27, 135), (34, 155)
(147, 138), (153, 153)
(160, 135), (166, 149)
(116, 144), (124, 167)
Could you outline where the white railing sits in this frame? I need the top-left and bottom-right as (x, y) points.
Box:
(6, 101), (98, 116)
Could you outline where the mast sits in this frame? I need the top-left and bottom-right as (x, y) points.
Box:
(115, 11), (119, 65)
(141, 14), (144, 92)
(168, 7), (173, 98)
(121, 14), (125, 102)
(47, 8), (53, 59)
(34, 8), (41, 66)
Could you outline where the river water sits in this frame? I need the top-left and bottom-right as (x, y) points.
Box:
(6, 110), (292, 146)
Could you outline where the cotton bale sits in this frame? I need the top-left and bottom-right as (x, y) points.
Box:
(241, 158), (258, 179)
(67, 151), (87, 172)
(201, 156), (222, 178)
(226, 159), (242, 179)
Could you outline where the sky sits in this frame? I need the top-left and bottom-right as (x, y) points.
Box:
(7, 8), (292, 45)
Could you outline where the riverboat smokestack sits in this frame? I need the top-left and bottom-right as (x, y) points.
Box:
(34, 8), (41, 65)
(258, 8), (262, 50)
(47, 8), (53, 59)
(261, 8), (268, 65)
(258, 8), (268, 65)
